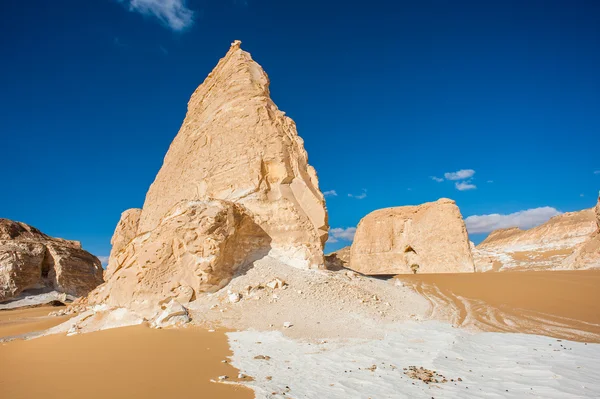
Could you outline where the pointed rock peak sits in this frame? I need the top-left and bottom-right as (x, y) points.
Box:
(134, 39), (329, 271)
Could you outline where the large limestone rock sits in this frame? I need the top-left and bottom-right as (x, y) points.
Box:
(475, 206), (598, 271)
(349, 199), (475, 275)
(88, 200), (271, 315)
(0, 219), (103, 301)
(137, 40), (328, 269)
(106, 208), (141, 277)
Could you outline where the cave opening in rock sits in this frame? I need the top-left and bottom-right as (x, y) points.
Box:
(405, 245), (416, 254)
(41, 249), (54, 280)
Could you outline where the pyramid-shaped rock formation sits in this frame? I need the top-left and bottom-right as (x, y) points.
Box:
(88, 41), (329, 315)
(0, 219), (103, 301)
(139, 40), (327, 269)
(348, 199), (475, 275)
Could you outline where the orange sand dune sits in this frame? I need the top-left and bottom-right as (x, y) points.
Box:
(397, 270), (600, 342)
(0, 321), (253, 399)
(0, 306), (72, 339)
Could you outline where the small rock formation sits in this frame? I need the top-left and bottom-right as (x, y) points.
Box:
(105, 208), (141, 277)
(0, 219), (103, 301)
(348, 199), (475, 275)
(88, 200), (271, 315)
(475, 205), (598, 271)
(324, 246), (351, 270)
(137, 40), (328, 269)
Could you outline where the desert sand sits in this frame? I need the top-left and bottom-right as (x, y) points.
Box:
(396, 269), (600, 342)
(0, 318), (252, 399)
(0, 306), (72, 339)
(223, 267), (600, 398)
(2, 259), (600, 398)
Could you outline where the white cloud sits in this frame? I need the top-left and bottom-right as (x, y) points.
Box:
(323, 190), (337, 197)
(430, 176), (444, 183)
(444, 169), (476, 181)
(348, 189), (367, 200)
(97, 256), (110, 267)
(595, 171), (600, 175)
(487, 180), (494, 183)
(580, 193), (585, 197)
(455, 181), (477, 191)
(464, 207), (562, 234)
(327, 227), (357, 243)
(118, 0), (195, 31)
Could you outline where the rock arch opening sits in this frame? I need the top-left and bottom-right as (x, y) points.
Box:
(41, 248), (54, 280)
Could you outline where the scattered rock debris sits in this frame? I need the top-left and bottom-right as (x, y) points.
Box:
(403, 366), (454, 384)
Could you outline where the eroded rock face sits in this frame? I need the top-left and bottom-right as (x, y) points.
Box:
(0, 219), (103, 301)
(88, 200), (271, 315)
(349, 199), (475, 275)
(560, 196), (600, 270)
(475, 207), (598, 271)
(106, 208), (141, 277)
(137, 40), (328, 269)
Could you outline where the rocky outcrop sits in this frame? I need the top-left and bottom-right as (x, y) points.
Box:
(475, 205), (599, 271)
(106, 208), (141, 277)
(560, 196), (600, 270)
(348, 199), (475, 275)
(325, 246), (351, 270)
(88, 200), (271, 316)
(137, 40), (328, 269)
(0, 219), (103, 301)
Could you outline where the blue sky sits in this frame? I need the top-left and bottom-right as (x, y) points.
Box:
(1, 0), (598, 262)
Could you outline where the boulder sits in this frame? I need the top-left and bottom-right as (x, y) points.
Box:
(0, 219), (103, 301)
(324, 246), (351, 270)
(87, 200), (271, 315)
(348, 199), (475, 275)
(153, 299), (190, 328)
(136, 40), (328, 269)
(476, 206), (598, 271)
(106, 208), (141, 277)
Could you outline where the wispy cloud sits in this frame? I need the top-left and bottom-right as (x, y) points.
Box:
(487, 180), (494, 183)
(117, 0), (195, 31)
(97, 255), (110, 267)
(465, 207), (562, 234)
(323, 190), (338, 197)
(430, 176), (444, 183)
(455, 181), (477, 191)
(595, 171), (600, 175)
(327, 227), (357, 243)
(444, 169), (476, 181)
(348, 189), (367, 200)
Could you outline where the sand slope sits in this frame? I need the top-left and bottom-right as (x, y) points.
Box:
(396, 270), (600, 342)
(0, 325), (252, 399)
